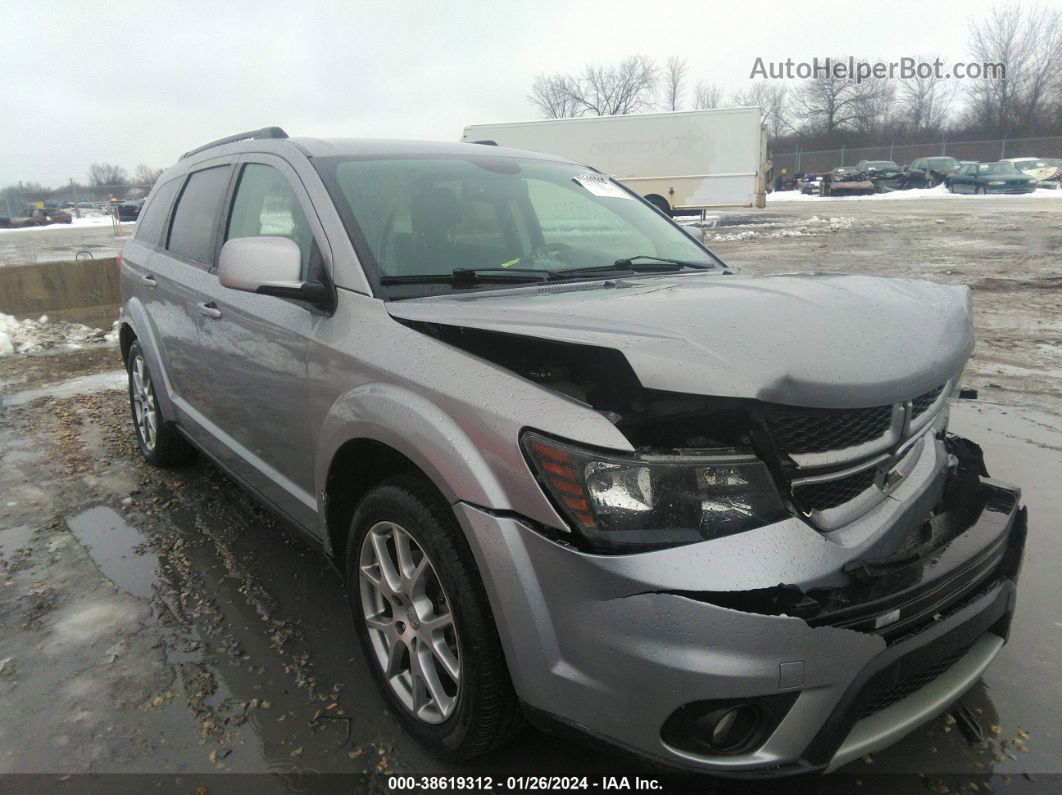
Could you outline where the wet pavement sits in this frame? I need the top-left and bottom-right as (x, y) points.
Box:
(0, 346), (1058, 792)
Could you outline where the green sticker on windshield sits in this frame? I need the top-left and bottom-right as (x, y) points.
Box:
(499, 258), (520, 268)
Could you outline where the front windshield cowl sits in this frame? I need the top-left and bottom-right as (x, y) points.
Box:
(311, 153), (726, 299)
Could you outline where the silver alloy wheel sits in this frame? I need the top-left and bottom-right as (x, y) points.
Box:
(131, 354), (158, 451)
(358, 521), (461, 724)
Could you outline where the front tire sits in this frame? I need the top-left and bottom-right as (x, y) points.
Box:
(347, 475), (523, 759)
(126, 341), (195, 467)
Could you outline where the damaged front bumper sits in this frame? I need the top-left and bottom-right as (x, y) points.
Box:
(455, 437), (1026, 776)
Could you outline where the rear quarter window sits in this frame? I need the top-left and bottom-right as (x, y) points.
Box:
(167, 166), (232, 265)
(134, 179), (181, 247)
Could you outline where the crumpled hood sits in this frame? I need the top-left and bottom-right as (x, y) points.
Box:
(386, 272), (974, 408)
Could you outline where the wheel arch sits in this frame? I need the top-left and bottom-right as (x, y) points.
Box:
(324, 437), (433, 571)
(643, 193), (671, 215)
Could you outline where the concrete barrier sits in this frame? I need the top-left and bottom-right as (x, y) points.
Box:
(0, 258), (120, 328)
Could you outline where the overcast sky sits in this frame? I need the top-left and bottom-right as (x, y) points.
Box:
(2, 0), (1007, 185)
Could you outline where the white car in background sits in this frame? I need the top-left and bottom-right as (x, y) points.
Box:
(1002, 158), (1060, 188)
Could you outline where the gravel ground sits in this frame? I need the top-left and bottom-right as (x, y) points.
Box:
(0, 196), (1059, 791)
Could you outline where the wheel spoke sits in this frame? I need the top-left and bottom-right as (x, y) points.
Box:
(384, 636), (405, 679)
(416, 642), (453, 714)
(394, 529), (416, 581)
(364, 612), (392, 632)
(370, 529), (403, 595)
(429, 635), (460, 683)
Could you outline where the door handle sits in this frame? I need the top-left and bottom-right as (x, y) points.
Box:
(197, 302), (222, 319)
(140, 273), (157, 287)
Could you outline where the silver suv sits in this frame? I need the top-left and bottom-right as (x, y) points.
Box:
(118, 127), (1026, 775)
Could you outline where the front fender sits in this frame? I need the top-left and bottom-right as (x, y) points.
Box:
(314, 382), (529, 523)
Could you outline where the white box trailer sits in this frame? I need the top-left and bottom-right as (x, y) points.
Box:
(462, 107), (768, 211)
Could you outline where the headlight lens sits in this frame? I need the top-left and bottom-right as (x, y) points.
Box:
(522, 432), (788, 552)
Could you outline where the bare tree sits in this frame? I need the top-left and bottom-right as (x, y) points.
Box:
(529, 56), (658, 118)
(964, 3), (1062, 135)
(1017, 4), (1062, 133)
(87, 162), (128, 187)
(661, 56), (688, 111)
(731, 83), (792, 136)
(132, 164), (164, 187)
(692, 81), (725, 109)
(793, 60), (891, 135)
(577, 55), (658, 116)
(898, 54), (958, 133)
(529, 73), (583, 118)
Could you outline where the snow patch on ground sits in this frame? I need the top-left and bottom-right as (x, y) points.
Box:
(0, 312), (119, 357)
(0, 216), (133, 234)
(683, 215), (856, 242)
(768, 184), (1062, 203)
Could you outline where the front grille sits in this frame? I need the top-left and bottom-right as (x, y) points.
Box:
(860, 644), (971, 717)
(911, 385), (945, 419)
(762, 406), (893, 454)
(793, 468), (878, 512)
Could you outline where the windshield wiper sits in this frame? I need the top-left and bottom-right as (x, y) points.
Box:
(379, 268), (554, 286)
(612, 255), (714, 270)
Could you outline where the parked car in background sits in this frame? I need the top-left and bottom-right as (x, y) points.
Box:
(116, 199), (143, 221)
(8, 207), (73, 227)
(902, 157), (962, 188)
(797, 172), (825, 195)
(855, 160), (904, 190)
(1002, 158), (1060, 189)
(821, 166), (875, 196)
(946, 162), (1037, 194)
(117, 127), (1027, 776)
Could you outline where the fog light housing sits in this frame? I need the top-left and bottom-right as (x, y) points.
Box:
(661, 694), (798, 757)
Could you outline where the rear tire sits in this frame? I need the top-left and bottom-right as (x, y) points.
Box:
(126, 341), (195, 467)
(346, 475), (523, 759)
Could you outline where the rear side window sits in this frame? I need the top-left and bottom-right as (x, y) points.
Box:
(134, 179), (180, 246)
(226, 164), (313, 276)
(167, 166), (232, 265)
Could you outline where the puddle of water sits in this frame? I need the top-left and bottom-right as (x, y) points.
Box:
(65, 505), (159, 599)
(1, 369), (126, 407)
(0, 524), (35, 552)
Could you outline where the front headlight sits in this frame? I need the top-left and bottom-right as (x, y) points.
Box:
(521, 432), (788, 552)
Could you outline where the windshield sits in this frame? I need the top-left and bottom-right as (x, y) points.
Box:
(977, 162), (1022, 175)
(1010, 159), (1047, 169)
(313, 155), (722, 297)
(926, 157), (960, 169)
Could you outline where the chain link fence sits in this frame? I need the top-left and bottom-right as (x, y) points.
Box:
(773, 136), (1062, 176)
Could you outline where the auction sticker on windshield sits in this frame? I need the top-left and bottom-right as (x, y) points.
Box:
(573, 173), (632, 199)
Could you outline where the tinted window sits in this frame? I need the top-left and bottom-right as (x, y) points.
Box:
(167, 166), (232, 264)
(226, 164), (313, 275)
(134, 179), (180, 246)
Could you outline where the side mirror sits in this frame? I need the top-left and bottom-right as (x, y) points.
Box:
(218, 236), (330, 306)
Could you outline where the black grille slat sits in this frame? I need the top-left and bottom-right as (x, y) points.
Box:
(860, 645), (970, 717)
(911, 385), (945, 419)
(793, 468), (878, 512)
(761, 405), (893, 454)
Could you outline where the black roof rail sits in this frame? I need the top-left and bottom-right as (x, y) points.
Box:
(470, 139), (498, 146)
(181, 127), (289, 159)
